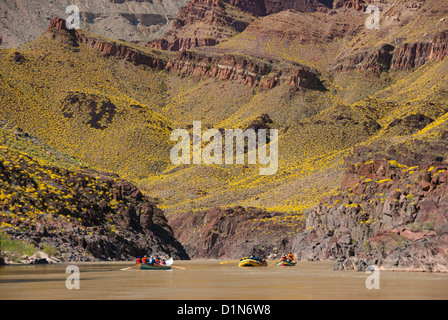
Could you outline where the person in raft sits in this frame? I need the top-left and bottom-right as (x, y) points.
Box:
(136, 256), (142, 269)
(245, 255), (265, 263)
(286, 253), (296, 263)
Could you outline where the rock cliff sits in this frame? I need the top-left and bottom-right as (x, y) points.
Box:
(391, 30), (448, 70)
(293, 157), (448, 272)
(0, 140), (189, 262)
(169, 206), (303, 259)
(334, 31), (448, 72)
(166, 50), (323, 90)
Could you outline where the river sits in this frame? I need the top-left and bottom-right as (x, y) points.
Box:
(1, 260), (447, 300)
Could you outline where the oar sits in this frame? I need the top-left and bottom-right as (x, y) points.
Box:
(171, 265), (186, 270)
(268, 261), (280, 267)
(219, 260), (239, 265)
(121, 266), (136, 271)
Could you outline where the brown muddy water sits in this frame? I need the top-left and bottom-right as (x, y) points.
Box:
(0, 260), (447, 300)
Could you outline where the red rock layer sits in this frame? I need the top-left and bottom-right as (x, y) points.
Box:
(391, 31), (448, 71)
(166, 50), (322, 90)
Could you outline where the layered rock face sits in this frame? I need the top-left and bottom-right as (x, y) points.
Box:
(333, 44), (395, 73)
(391, 31), (448, 70)
(147, 0), (338, 52)
(148, 0), (257, 51)
(166, 50), (322, 90)
(227, 0), (332, 16)
(225, 0), (267, 16)
(293, 158), (448, 272)
(334, 31), (448, 72)
(47, 18), (322, 91)
(333, 0), (366, 11)
(227, 0), (355, 15)
(169, 206), (302, 259)
(263, 0), (333, 14)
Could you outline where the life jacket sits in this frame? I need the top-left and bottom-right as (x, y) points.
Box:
(142, 257), (148, 264)
(136, 258), (142, 264)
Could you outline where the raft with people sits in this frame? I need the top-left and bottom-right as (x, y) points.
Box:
(139, 263), (171, 270)
(136, 256), (173, 270)
(238, 256), (268, 267)
(277, 260), (297, 267)
(277, 253), (297, 267)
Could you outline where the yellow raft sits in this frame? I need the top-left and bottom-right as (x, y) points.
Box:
(238, 258), (268, 267)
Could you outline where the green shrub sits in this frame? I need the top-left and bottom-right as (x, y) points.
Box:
(0, 232), (36, 262)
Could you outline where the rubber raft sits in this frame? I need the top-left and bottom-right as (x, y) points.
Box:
(137, 263), (171, 270)
(277, 260), (297, 267)
(238, 259), (268, 267)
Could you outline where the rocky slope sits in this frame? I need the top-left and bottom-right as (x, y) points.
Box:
(0, 125), (189, 263)
(147, 0), (257, 51)
(293, 153), (448, 272)
(47, 17), (323, 91)
(46, 17), (169, 70)
(147, 0), (355, 52)
(0, 0), (190, 48)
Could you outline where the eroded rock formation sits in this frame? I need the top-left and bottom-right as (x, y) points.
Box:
(293, 158), (448, 272)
